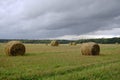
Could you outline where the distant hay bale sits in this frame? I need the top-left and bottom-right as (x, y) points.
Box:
(72, 42), (77, 45)
(69, 42), (77, 46)
(115, 42), (119, 45)
(81, 42), (100, 55)
(69, 42), (72, 46)
(50, 40), (59, 46)
(5, 41), (26, 56)
(45, 43), (48, 46)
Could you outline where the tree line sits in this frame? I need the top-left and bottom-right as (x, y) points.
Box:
(0, 37), (120, 44)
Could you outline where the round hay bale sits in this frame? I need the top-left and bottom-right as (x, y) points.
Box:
(5, 41), (26, 56)
(69, 42), (72, 46)
(72, 42), (77, 46)
(115, 42), (119, 45)
(45, 43), (48, 46)
(81, 42), (100, 55)
(69, 42), (77, 46)
(50, 40), (59, 46)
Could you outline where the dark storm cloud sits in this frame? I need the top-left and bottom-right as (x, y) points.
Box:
(0, 0), (120, 39)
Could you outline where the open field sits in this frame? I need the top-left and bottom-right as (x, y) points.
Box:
(0, 43), (120, 80)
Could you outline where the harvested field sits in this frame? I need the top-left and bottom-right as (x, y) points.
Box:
(0, 43), (120, 80)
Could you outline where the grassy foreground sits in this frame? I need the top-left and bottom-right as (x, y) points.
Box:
(0, 43), (120, 80)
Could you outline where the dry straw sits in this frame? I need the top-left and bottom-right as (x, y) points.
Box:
(50, 40), (59, 46)
(5, 41), (26, 56)
(81, 42), (100, 55)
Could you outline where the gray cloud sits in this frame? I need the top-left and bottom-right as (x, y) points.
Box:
(0, 0), (120, 39)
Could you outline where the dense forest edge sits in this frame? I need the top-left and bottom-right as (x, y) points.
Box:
(0, 37), (120, 44)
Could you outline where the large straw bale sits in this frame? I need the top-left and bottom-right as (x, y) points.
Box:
(5, 41), (26, 56)
(81, 42), (100, 55)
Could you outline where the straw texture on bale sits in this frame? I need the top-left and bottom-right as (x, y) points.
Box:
(5, 41), (26, 56)
(50, 40), (59, 46)
(81, 42), (100, 55)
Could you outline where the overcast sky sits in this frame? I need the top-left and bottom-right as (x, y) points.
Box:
(0, 0), (120, 40)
